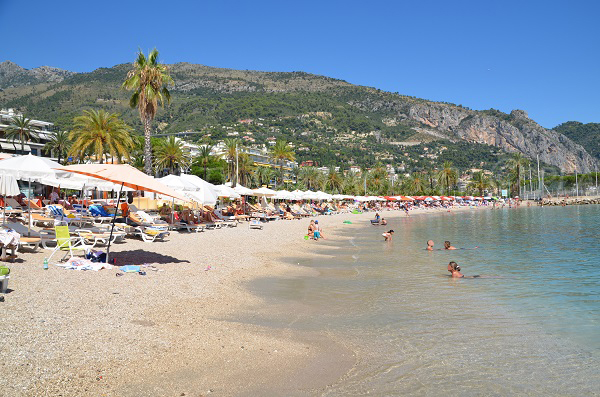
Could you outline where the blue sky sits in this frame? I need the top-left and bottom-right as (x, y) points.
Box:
(1, 0), (598, 128)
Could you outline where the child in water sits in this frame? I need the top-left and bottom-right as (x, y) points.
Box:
(382, 230), (394, 241)
(426, 240), (434, 251)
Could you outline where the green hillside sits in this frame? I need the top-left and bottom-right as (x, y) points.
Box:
(554, 121), (600, 161)
(0, 62), (566, 173)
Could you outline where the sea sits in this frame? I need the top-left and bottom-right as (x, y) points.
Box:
(246, 206), (600, 395)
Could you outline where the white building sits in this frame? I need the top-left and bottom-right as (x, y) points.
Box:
(0, 108), (55, 157)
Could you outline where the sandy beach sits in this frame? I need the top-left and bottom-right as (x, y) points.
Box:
(0, 206), (481, 397)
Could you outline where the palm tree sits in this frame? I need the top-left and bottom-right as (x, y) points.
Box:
(436, 161), (458, 195)
(367, 166), (389, 195)
(468, 171), (491, 196)
(5, 115), (40, 154)
(403, 173), (427, 195)
(154, 136), (189, 175)
(269, 139), (295, 186)
(507, 152), (529, 197)
(197, 144), (213, 179)
(122, 48), (174, 175)
(255, 166), (273, 187)
(342, 171), (362, 195)
(324, 168), (343, 193)
(224, 138), (242, 185)
(237, 153), (255, 187)
(69, 109), (134, 164)
(44, 130), (71, 164)
(299, 167), (322, 191)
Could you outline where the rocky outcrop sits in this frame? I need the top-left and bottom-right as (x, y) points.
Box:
(0, 60), (73, 89)
(404, 103), (597, 173)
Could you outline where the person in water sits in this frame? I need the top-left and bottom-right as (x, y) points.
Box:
(426, 240), (434, 251)
(444, 241), (457, 250)
(448, 261), (463, 278)
(382, 230), (394, 241)
(381, 218), (387, 225)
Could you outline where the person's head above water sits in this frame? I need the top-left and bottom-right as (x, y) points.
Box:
(449, 261), (460, 272)
(426, 240), (434, 250)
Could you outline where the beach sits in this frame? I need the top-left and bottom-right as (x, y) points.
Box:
(4, 204), (598, 396)
(1, 209), (424, 397)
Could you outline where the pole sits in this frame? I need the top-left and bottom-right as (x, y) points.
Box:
(529, 165), (533, 200)
(575, 171), (579, 198)
(106, 182), (124, 264)
(537, 155), (541, 199)
(235, 143), (239, 188)
(27, 179), (32, 236)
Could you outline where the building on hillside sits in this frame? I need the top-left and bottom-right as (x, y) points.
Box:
(300, 160), (318, 167)
(0, 108), (55, 157)
(349, 165), (362, 174)
(317, 166), (329, 175)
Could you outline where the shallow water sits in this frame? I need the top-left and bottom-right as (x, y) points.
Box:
(245, 207), (600, 395)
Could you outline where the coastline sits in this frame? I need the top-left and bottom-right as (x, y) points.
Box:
(0, 206), (488, 396)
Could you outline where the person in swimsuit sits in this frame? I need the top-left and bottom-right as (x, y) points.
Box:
(426, 240), (434, 251)
(382, 230), (394, 241)
(307, 220), (316, 239)
(381, 218), (387, 225)
(444, 241), (457, 250)
(448, 261), (463, 278)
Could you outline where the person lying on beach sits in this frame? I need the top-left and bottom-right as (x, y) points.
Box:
(382, 230), (394, 241)
(426, 240), (434, 251)
(444, 241), (457, 250)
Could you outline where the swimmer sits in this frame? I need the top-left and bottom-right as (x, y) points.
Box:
(448, 261), (463, 278)
(382, 229), (394, 241)
(447, 261), (482, 279)
(444, 241), (457, 250)
(426, 240), (434, 251)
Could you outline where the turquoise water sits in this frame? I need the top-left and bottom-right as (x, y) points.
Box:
(246, 206), (600, 395)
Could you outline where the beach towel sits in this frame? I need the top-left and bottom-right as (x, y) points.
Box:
(0, 229), (20, 246)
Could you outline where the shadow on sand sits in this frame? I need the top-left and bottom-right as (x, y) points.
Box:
(112, 249), (191, 265)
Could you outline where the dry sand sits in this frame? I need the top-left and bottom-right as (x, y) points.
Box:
(0, 206), (481, 396)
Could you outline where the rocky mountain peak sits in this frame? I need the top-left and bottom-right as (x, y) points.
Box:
(0, 61), (74, 89)
(510, 109), (529, 120)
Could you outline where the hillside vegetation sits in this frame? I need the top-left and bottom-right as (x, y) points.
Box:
(0, 61), (596, 174)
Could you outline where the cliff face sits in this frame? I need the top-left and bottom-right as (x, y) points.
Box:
(404, 104), (597, 173)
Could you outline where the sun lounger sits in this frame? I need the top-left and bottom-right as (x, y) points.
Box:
(2, 223), (41, 252)
(171, 222), (206, 233)
(29, 213), (55, 227)
(249, 219), (264, 230)
(132, 226), (170, 242)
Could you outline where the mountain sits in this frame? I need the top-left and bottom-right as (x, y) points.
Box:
(554, 121), (600, 164)
(0, 61), (74, 89)
(0, 60), (597, 173)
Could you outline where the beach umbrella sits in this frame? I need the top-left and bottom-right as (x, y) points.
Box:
(301, 190), (319, 200)
(0, 174), (20, 225)
(179, 174), (219, 205)
(424, 197), (433, 202)
(0, 154), (71, 181)
(213, 184), (241, 199)
(158, 175), (198, 191)
(233, 184), (254, 196)
(54, 164), (189, 262)
(274, 190), (293, 200)
(253, 187), (277, 197)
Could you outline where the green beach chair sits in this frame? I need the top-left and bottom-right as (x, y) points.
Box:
(47, 225), (94, 262)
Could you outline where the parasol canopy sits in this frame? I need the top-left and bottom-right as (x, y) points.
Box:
(54, 164), (187, 201)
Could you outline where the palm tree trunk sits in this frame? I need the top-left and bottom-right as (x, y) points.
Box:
(21, 137), (25, 155)
(204, 164), (207, 180)
(143, 116), (153, 175)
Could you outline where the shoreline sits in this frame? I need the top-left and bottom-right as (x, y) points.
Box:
(0, 206), (491, 396)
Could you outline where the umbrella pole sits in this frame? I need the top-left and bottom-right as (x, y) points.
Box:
(2, 195), (5, 226)
(27, 179), (31, 236)
(106, 182), (124, 264)
(171, 197), (175, 225)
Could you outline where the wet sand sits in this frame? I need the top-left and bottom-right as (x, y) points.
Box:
(0, 206), (481, 396)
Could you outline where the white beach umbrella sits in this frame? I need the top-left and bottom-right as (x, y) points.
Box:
(274, 190), (293, 200)
(233, 184), (254, 196)
(0, 174), (20, 225)
(214, 184), (241, 199)
(0, 154), (70, 181)
(301, 191), (319, 200)
(252, 187), (277, 197)
(180, 174), (218, 205)
(158, 175), (199, 191)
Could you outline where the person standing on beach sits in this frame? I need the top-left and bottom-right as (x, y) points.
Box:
(426, 240), (435, 251)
